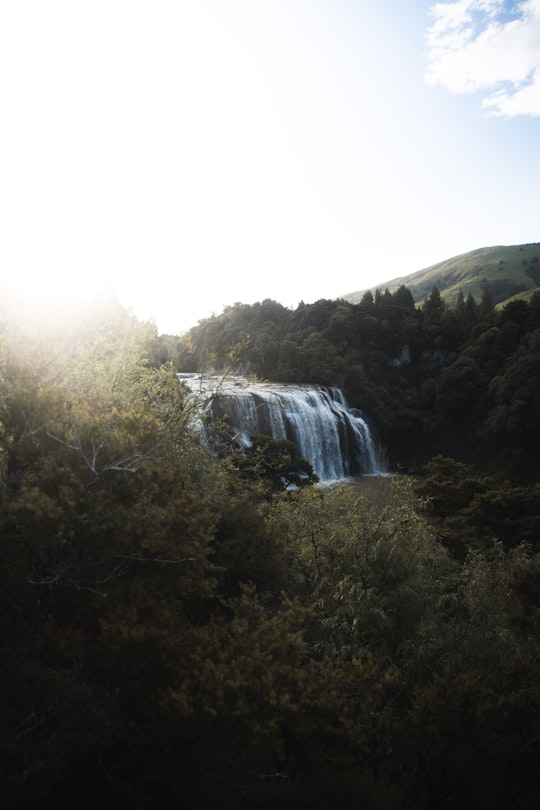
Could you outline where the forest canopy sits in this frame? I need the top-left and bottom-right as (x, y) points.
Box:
(166, 286), (540, 479)
(1, 289), (540, 809)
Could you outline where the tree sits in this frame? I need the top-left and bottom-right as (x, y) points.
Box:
(233, 433), (318, 493)
(360, 289), (374, 309)
(479, 284), (495, 321)
(0, 303), (223, 805)
(422, 285), (445, 326)
(392, 284), (416, 312)
(436, 353), (488, 429)
(465, 292), (479, 324)
(275, 479), (453, 665)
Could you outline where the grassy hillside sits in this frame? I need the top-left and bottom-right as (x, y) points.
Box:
(344, 243), (540, 307)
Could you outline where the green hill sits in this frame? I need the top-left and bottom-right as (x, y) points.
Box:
(344, 243), (540, 308)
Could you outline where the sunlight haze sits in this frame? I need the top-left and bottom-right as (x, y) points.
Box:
(1, 0), (539, 333)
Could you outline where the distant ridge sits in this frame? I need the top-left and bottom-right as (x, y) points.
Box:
(343, 243), (540, 308)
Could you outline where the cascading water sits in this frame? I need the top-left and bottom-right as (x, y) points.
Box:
(181, 375), (379, 483)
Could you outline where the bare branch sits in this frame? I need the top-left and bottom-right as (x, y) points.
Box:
(28, 551), (196, 596)
(46, 430), (162, 480)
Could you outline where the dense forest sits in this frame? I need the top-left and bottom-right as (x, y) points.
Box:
(1, 287), (540, 809)
(168, 285), (540, 478)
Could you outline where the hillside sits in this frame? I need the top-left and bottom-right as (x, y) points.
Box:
(343, 243), (540, 307)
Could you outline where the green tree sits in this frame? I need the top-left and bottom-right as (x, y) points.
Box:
(422, 285), (445, 326)
(233, 433), (318, 493)
(0, 303), (223, 805)
(275, 479), (453, 666)
(479, 284), (495, 321)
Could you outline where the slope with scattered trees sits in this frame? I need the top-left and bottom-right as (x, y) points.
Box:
(343, 242), (540, 309)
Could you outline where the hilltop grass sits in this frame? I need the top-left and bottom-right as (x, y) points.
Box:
(345, 242), (540, 308)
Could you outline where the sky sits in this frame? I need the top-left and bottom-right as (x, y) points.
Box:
(1, 0), (539, 334)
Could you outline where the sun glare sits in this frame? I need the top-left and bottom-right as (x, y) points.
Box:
(2, 271), (113, 327)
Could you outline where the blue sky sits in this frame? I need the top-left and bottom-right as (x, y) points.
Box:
(1, 0), (539, 333)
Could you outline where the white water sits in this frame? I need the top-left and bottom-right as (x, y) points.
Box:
(180, 375), (379, 483)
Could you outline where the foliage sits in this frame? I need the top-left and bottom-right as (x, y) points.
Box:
(169, 282), (540, 477)
(2, 296), (540, 809)
(231, 433), (319, 493)
(274, 479), (454, 667)
(417, 455), (540, 556)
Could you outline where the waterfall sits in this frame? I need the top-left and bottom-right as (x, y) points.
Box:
(181, 375), (379, 483)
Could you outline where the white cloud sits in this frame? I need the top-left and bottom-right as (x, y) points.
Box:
(426, 0), (540, 115)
